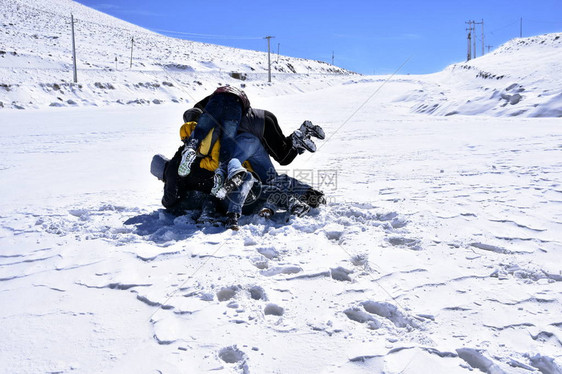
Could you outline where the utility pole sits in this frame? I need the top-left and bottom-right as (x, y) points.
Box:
(481, 19), (485, 56)
(520, 17), (523, 37)
(264, 35), (275, 83)
(486, 45), (493, 53)
(332, 51), (334, 65)
(473, 20), (483, 58)
(465, 20), (484, 59)
(466, 20), (473, 61)
(71, 14), (78, 83)
(468, 29), (472, 61)
(130, 37), (134, 68)
(472, 21), (476, 58)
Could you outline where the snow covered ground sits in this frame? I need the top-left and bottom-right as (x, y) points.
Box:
(1, 84), (561, 373)
(1, 0), (561, 373)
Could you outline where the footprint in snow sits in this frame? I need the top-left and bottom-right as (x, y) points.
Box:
(250, 256), (269, 270)
(330, 266), (353, 282)
(323, 223), (345, 241)
(257, 247), (280, 260)
(260, 266), (302, 277)
(248, 285), (267, 301)
(362, 301), (419, 328)
(264, 303), (284, 316)
(387, 236), (422, 250)
(216, 286), (239, 301)
(217, 285), (269, 303)
(218, 345), (246, 364)
(345, 301), (419, 330)
(343, 307), (382, 330)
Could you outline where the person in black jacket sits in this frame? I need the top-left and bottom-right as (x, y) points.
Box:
(177, 105), (326, 204)
(151, 105), (326, 228)
(183, 101), (326, 204)
(178, 86), (251, 196)
(237, 108), (325, 166)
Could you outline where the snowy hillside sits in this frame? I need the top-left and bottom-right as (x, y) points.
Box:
(1, 0), (560, 118)
(0, 0), (353, 110)
(405, 33), (562, 117)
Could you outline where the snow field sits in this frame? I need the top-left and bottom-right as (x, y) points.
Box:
(1, 93), (560, 372)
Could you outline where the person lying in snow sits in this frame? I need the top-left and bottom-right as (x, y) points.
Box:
(177, 86), (251, 197)
(192, 95), (323, 167)
(181, 106), (326, 207)
(151, 107), (326, 229)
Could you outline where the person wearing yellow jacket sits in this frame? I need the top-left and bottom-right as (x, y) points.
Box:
(177, 86), (251, 197)
(178, 115), (253, 175)
(153, 107), (325, 229)
(155, 108), (256, 229)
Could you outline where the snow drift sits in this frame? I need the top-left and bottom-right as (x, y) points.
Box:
(406, 33), (562, 118)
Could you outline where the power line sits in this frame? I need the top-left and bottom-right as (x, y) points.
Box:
(151, 28), (263, 40)
(525, 19), (562, 24)
(488, 19), (520, 36)
(14, 4), (351, 80)
(310, 55), (412, 156)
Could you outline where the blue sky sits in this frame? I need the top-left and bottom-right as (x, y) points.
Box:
(75, 0), (562, 75)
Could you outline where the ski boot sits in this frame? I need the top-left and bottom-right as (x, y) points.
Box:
(214, 160), (247, 200)
(291, 130), (317, 153)
(178, 139), (198, 177)
(197, 198), (217, 224)
(288, 196), (310, 217)
(258, 207), (274, 219)
(225, 212), (240, 231)
(210, 168), (226, 197)
(302, 188), (326, 208)
(300, 120), (325, 140)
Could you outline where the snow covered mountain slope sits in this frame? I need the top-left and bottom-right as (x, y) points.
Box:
(0, 0), (353, 110)
(404, 33), (562, 117)
(1, 0), (560, 118)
